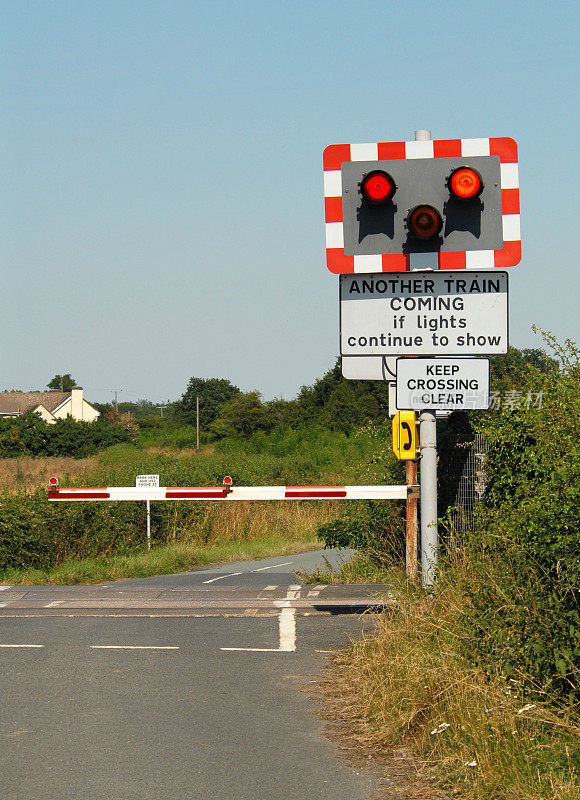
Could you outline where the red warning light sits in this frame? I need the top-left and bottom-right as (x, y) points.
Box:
(407, 205), (443, 239)
(223, 476), (233, 486)
(361, 170), (395, 203)
(449, 167), (483, 200)
(49, 477), (59, 487)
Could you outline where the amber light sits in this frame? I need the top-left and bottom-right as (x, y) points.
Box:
(361, 170), (395, 203)
(449, 167), (483, 200)
(407, 205), (443, 239)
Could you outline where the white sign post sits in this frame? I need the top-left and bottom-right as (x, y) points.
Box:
(396, 358), (490, 410)
(136, 475), (160, 550)
(340, 270), (508, 357)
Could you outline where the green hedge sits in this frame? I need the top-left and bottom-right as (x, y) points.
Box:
(0, 415), (131, 458)
(460, 334), (580, 703)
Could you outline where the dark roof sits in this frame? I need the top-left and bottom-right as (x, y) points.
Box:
(0, 391), (70, 415)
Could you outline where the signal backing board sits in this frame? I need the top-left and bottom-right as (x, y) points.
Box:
(323, 136), (520, 273)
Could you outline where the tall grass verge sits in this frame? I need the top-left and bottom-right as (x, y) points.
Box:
(320, 566), (579, 800)
(1, 536), (319, 585)
(0, 498), (334, 583)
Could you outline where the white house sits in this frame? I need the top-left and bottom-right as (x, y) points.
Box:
(0, 386), (100, 423)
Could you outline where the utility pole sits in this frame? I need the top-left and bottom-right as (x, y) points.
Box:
(196, 396), (200, 451)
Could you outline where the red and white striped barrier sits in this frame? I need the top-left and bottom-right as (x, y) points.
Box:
(48, 484), (418, 502)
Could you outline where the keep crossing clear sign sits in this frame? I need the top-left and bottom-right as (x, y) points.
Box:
(396, 358), (490, 410)
(340, 270), (508, 356)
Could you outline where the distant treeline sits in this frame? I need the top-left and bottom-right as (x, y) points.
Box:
(95, 347), (557, 440)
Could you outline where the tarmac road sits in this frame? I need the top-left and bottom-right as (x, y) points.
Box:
(0, 549), (390, 800)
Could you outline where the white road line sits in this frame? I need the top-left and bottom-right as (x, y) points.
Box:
(0, 644), (44, 648)
(222, 586), (297, 653)
(44, 600), (65, 608)
(278, 607), (296, 651)
(221, 647), (286, 652)
(0, 602), (13, 608)
(250, 561), (293, 572)
(202, 572), (243, 584)
(89, 645), (179, 650)
(261, 585), (278, 591)
(306, 590), (320, 598)
(0, 586), (12, 591)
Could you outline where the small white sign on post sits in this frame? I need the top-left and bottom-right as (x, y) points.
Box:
(396, 358), (490, 410)
(136, 475), (159, 551)
(136, 474), (160, 489)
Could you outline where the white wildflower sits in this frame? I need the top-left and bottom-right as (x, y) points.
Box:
(430, 722), (451, 735)
(517, 704), (536, 714)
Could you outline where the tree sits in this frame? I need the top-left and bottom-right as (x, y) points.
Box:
(488, 347), (557, 390)
(174, 377), (241, 428)
(212, 392), (270, 437)
(47, 374), (76, 392)
(295, 359), (389, 430)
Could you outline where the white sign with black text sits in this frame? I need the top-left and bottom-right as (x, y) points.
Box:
(396, 358), (490, 410)
(136, 474), (160, 489)
(340, 271), (508, 356)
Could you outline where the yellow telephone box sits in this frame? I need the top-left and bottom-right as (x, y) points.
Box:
(392, 411), (418, 460)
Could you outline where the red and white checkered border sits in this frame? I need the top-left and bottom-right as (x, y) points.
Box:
(48, 484), (412, 501)
(323, 137), (520, 273)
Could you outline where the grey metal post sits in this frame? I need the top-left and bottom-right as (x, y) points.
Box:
(414, 128), (438, 587)
(419, 410), (437, 586)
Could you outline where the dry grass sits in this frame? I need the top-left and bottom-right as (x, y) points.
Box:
(164, 499), (340, 546)
(140, 445), (216, 459)
(0, 456), (100, 493)
(0, 444), (216, 495)
(318, 575), (580, 800)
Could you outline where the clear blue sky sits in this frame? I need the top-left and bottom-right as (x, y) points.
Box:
(2, 0), (578, 405)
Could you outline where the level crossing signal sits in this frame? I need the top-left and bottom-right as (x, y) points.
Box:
(323, 136), (520, 272)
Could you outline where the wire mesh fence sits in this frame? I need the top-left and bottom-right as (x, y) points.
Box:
(438, 432), (489, 536)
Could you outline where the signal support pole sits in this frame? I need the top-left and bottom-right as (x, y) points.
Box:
(419, 409), (437, 586)
(415, 128), (438, 588)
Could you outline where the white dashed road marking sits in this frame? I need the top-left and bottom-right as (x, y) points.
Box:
(44, 600), (66, 608)
(203, 572), (243, 584)
(0, 644), (44, 648)
(250, 561), (293, 572)
(89, 645), (179, 650)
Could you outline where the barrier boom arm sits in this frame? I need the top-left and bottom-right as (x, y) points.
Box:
(48, 485), (419, 502)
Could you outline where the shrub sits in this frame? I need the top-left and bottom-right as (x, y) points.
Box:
(461, 333), (580, 703)
(0, 415), (132, 458)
